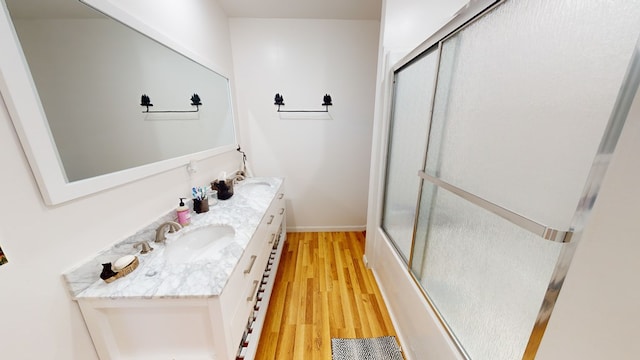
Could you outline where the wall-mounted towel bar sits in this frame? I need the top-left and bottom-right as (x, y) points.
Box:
(274, 93), (332, 113)
(140, 93), (202, 113)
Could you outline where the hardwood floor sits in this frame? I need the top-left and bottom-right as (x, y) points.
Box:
(255, 232), (398, 360)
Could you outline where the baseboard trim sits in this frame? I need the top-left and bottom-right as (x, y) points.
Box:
(286, 225), (367, 233)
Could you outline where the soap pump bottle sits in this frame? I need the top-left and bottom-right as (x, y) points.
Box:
(177, 198), (191, 226)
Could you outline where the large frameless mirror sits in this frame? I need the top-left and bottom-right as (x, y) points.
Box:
(0, 0), (236, 205)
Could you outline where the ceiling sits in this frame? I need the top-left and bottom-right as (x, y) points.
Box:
(5, 0), (382, 20)
(217, 0), (382, 20)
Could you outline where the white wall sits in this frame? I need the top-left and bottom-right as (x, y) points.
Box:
(0, 1), (240, 359)
(229, 18), (379, 231)
(108, 0), (234, 73)
(382, 0), (468, 54)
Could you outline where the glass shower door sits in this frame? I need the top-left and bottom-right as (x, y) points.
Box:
(406, 0), (640, 359)
(413, 178), (565, 359)
(381, 49), (439, 262)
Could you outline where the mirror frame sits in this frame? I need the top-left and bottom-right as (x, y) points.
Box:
(0, 0), (238, 205)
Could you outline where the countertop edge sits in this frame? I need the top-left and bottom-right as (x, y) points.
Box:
(63, 177), (284, 301)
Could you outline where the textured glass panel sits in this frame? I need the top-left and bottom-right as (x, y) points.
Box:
(425, 0), (640, 230)
(382, 49), (438, 261)
(414, 181), (563, 360)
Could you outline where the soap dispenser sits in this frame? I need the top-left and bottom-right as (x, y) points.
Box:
(177, 198), (191, 226)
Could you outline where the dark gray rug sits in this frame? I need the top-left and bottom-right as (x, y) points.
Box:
(331, 336), (403, 360)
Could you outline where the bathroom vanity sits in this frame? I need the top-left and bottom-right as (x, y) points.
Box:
(63, 178), (286, 360)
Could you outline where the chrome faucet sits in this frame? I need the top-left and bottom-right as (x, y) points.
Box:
(155, 221), (182, 243)
(133, 241), (153, 254)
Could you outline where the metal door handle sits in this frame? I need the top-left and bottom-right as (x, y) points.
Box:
(244, 255), (257, 274)
(247, 280), (259, 301)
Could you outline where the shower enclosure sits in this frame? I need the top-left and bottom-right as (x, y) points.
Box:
(381, 0), (640, 359)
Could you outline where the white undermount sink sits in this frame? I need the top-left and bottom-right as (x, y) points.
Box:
(239, 181), (272, 195)
(164, 224), (235, 264)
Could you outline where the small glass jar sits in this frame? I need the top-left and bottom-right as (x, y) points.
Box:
(208, 189), (218, 206)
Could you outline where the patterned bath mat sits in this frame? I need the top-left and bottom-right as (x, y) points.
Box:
(331, 336), (403, 360)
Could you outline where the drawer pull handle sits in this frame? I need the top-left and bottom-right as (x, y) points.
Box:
(278, 193), (284, 199)
(244, 255), (257, 274)
(247, 280), (259, 302)
(279, 208), (285, 215)
(267, 215), (275, 225)
(269, 233), (276, 244)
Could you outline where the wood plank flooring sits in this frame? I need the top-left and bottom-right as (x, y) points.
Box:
(255, 232), (398, 360)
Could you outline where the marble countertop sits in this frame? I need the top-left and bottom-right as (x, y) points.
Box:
(63, 177), (283, 300)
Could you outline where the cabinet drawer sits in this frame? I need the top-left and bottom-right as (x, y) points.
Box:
(230, 262), (264, 344)
(232, 227), (277, 333)
(221, 225), (264, 313)
(265, 193), (285, 235)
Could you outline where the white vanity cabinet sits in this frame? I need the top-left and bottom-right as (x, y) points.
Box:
(222, 189), (286, 359)
(71, 179), (286, 360)
(236, 192), (286, 359)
